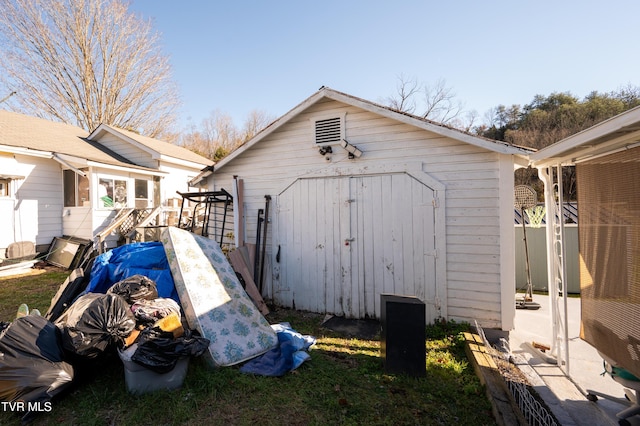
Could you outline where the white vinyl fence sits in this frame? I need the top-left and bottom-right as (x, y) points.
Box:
(514, 225), (580, 294)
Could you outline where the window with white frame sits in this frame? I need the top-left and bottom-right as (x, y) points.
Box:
(99, 177), (128, 208)
(135, 179), (150, 209)
(0, 179), (8, 197)
(63, 169), (90, 207)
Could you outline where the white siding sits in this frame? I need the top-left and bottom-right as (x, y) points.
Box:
(62, 207), (93, 240)
(8, 155), (63, 248)
(210, 99), (515, 328)
(0, 199), (15, 251)
(158, 161), (198, 203)
(1, 133), (206, 254)
(93, 208), (119, 250)
(93, 133), (157, 168)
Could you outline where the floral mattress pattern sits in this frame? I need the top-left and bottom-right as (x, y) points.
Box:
(161, 226), (277, 366)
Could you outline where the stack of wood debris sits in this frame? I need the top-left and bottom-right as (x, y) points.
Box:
(228, 244), (269, 316)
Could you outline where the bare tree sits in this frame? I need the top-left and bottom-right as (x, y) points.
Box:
(384, 76), (464, 125)
(421, 78), (463, 123)
(449, 109), (479, 133)
(180, 110), (236, 161)
(383, 74), (419, 114)
(202, 110), (238, 153)
(0, 0), (179, 137)
(240, 109), (276, 143)
(180, 109), (275, 161)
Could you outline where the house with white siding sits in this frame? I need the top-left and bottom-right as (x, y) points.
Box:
(197, 87), (532, 330)
(0, 110), (212, 258)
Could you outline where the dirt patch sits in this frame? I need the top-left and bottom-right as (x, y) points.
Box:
(493, 352), (530, 385)
(33, 261), (68, 273)
(321, 315), (381, 340)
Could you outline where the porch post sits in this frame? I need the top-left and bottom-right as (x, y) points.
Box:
(537, 165), (570, 375)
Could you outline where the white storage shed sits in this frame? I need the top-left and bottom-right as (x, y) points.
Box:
(200, 87), (531, 330)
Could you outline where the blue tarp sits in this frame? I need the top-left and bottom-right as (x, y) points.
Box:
(84, 242), (179, 303)
(239, 323), (315, 377)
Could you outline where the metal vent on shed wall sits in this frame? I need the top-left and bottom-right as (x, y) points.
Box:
(315, 117), (341, 145)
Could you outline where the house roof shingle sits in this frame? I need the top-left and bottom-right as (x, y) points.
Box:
(0, 110), (212, 170)
(0, 110), (145, 169)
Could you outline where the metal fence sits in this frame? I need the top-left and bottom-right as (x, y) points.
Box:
(507, 379), (559, 426)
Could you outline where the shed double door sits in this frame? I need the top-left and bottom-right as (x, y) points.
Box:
(274, 173), (438, 321)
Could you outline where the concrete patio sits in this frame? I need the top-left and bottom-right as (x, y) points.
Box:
(509, 294), (639, 425)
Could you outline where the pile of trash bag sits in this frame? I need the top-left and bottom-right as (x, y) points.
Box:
(0, 272), (209, 421)
(105, 274), (210, 374)
(0, 238), (315, 421)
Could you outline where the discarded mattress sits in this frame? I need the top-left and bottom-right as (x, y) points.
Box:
(160, 226), (277, 367)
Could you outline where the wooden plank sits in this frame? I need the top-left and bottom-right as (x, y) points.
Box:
(235, 178), (244, 247)
(462, 332), (527, 426)
(237, 245), (253, 280)
(246, 243), (256, 278)
(229, 250), (270, 315)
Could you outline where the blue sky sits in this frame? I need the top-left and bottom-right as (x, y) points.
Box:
(129, 1), (640, 129)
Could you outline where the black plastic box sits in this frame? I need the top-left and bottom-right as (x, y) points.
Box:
(380, 294), (426, 377)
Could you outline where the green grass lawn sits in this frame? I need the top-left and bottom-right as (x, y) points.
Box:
(0, 268), (496, 426)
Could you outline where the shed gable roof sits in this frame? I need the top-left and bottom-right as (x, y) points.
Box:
(214, 87), (532, 170)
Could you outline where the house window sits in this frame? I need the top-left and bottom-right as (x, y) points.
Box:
(135, 179), (150, 209)
(312, 113), (345, 146)
(99, 177), (128, 208)
(0, 179), (8, 196)
(63, 170), (90, 207)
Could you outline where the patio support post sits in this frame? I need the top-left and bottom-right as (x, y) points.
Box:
(538, 165), (570, 375)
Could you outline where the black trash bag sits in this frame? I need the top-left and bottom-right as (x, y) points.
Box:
(107, 274), (158, 305)
(0, 315), (74, 409)
(55, 293), (136, 359)
(130, 298), (181, 325)
(131, 327), (210, 374)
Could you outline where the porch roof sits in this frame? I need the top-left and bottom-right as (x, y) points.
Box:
(529, 105), (640, 167)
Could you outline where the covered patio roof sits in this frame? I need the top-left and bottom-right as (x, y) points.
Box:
(529, 105), (640, 168)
